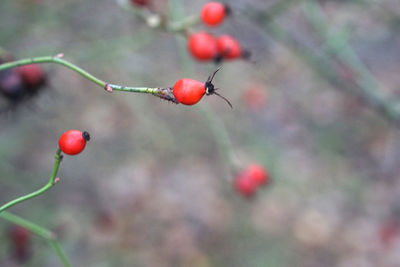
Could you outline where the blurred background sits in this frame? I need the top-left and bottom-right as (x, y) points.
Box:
(1, 0), (400, 266)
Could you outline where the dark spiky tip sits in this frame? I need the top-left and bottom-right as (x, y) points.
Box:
(213, 54), (224, 65)
(242, 50), (252, 60)
(224, 4), (232, 16)
(82, 131), (90, 141)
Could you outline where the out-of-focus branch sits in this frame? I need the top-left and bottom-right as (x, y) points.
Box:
(241, 2), (400, 125)
(0, 211), (72, 267)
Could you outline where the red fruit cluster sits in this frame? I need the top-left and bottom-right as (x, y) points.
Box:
(187, 2), (247, 63)
(8, 225), (31, 263)
(234, 164), (269, 197)
(0, 55), (46, 103)
(59, 130), (90, 155)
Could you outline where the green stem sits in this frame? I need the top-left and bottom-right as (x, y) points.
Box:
(0, 211), (72, 267)
(49, 239), (72, 267)
(167, 15), (199, 33)
(0, 56), (174, 99)
(170, 0), (238, 173)
(302, 0), (387, 107)
(197, 105), (238, 172)
(243, 5), (400, 124)
(0, 149), (62, 214)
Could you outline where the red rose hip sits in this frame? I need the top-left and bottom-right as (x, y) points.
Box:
(216, 35), (242, 60)
(17, 64), (45, 89)
(188, 32), (218, 61)
(234, 174), (257, 197)
(246, 164), (269, 186)
(58, 130), (90, 155)
(173, 78), (206, 105)
(173, 68), (232, 107)
(201, 2), (227, 27)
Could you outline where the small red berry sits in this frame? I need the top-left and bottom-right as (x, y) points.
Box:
(58, 130), (90, 155)
(234, 174), (257, 197)
(16, 64), (45, 89)
(216, 35), (242, 60)
(188, 32), (218, 61)
(246, 164), (269, 186)
(201, 2), (227, 27)
(173, 69), (232, 107)
(173, 78), (206, 105)
(234, 164), (269, 197)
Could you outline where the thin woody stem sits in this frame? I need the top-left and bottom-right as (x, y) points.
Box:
(0, 56), (178, 102)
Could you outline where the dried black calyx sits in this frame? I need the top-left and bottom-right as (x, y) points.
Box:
(205, 81), (215, 95)
(204, 68), (233, 109)
(82, 131), (90, 141)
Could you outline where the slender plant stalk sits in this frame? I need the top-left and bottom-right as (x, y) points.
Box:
(302, 0), (388, 108)
(0, 56), (177, 102)
(169, 0), (238, 174)
(242, 4), (400, 125)
(0, 149), (62, 214)
(0, 211), (72, 267)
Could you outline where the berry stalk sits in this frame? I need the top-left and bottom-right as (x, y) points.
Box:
(0, 149), (63, 214)
(0, 55), (177, 102)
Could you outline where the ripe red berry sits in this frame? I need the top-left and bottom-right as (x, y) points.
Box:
(58, 130), (90, 155)
(234, 174), (257, 197)
(173, 78), (205, 105)
(216, 35), (242, 60)
(234, 164), (269, 197)
(201, 2), (227, 27)
(188, 32), (218, 61)
(173, 69), (232, 107)
(246, 164), (269, 186)
(16, 64), (45, 90)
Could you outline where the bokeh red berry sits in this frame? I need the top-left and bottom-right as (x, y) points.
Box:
(188, 32), (218, 61)
(234, 164), (270, 197)
(201, 2), (227, 27)
(216, 35), (242, 60)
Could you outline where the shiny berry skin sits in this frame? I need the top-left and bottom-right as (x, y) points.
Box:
(58, 130), (90, 155)
(173, 78), (206, 105)
(234, 174), (257, 197)
(16, 64), (45, 90)
(188, 32), (218, 61)
(216, 35), (242, 60)
(173, 69), (232, 107)
(201, 2), (227, 27)
(245, 164), (269, 186)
